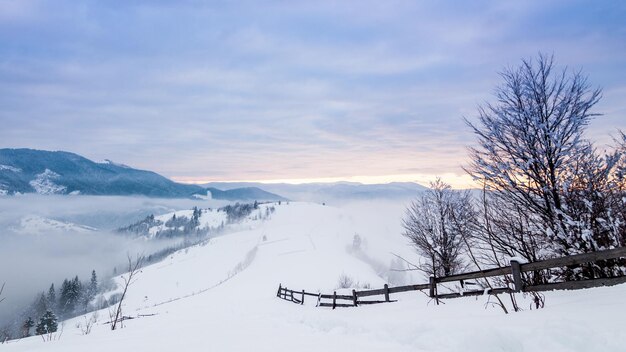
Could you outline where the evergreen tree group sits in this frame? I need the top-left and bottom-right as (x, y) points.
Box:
(59, 276), (82, 315)
(25, 270), (99, 336)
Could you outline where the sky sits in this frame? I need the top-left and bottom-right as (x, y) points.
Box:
(1, 0), (625, 188)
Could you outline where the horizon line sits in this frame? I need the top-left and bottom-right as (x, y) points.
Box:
(171, 173), (476, 189)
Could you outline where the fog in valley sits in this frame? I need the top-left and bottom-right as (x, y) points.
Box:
(0, 195), (228, 325)
(0, 193), (419, 327)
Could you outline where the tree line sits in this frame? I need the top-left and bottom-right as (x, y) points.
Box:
(118, 207), (208, 238)
(3, 270), (100, 339)
(118, 203), (277, 239)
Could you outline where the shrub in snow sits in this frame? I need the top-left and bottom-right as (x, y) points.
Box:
(352, 234), (362, 251)
(337, 274), (355, 289)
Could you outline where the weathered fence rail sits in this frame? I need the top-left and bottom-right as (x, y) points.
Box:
(277, 246), (626, 309)
(276, 286), (320, 305)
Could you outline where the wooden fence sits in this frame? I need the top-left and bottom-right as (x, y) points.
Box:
(277, 246), (626, 308)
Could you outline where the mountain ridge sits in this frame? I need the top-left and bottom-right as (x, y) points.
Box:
(0, 148), (204, 197)
(205, 186), (287, 201)
(0, 149), (283, 201)
(201, 181), (428, 202)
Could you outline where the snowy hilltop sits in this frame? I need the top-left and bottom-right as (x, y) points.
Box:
(117, 202), (276, 239)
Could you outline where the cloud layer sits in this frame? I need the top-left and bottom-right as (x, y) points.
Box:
(1, 1), (625, 187)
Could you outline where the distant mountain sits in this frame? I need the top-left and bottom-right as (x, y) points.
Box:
(202, 181), (428, 202)
(206, 187), (286, 201)
(0, 148), (204, 197)
(0, 149), (289, 200)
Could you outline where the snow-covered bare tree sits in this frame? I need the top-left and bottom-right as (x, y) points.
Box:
(611, 131), (626, 248)
(465, 54), (603, 254)
(402, 179), (476, 277)
(466, 54), (625, 279)
(558, 142), (625, 278)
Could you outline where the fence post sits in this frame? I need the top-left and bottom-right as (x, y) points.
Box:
(301, 290), (305, 305)
(316, 293), (321, 307)
(332, 291), (337, 310)
(510, 260), (523, 292)
(384, 284), (390, 302)
(429, 276), (436, 298)
(290, 290), (294, 302)
(352, 289), (358, 307)
(429, 276), (439, 305)
(277, 284), (281, 297)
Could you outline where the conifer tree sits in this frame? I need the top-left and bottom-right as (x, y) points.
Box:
(85, 270), (98, 306)
(70, 276), (83, 313)
(33, 292), (48, 320)
(35, 310), (58, 335)
(46, 284), (56, 313)
(59, 279), (71, 315)
(59, 276), (83, 315)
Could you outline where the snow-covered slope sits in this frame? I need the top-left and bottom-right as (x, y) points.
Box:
(4, 202), (625, 351)
(119, 204), (276, 238)
(28, 169), (67, 195)
(149, 208), (228, 237)
(12, 215), (97, 235)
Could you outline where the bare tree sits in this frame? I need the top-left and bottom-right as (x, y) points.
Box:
(79, 312), (98, 335)
(465, 53), (602, 257)
(402, 179), (476, 277)
(465, 54), (626, 282)
(466, 55), (614, 262)
(474, 185), (550, 287)
(0, 282), (5, 304)
(110, 254), (143, 331)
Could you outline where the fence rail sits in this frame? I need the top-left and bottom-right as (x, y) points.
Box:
(277, 246), (626, 309)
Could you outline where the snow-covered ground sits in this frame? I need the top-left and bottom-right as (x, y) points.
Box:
(11, 215), (97, 235)
(3, 202), (625, 351)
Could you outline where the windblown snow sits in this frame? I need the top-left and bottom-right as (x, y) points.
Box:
(3, 202), (625, 351)
(29, 169), (67, 195)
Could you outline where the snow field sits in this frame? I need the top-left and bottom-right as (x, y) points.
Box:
(4, 202), (626, 351)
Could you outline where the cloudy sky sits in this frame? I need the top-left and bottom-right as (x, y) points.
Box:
(1, 1), (625, 187)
